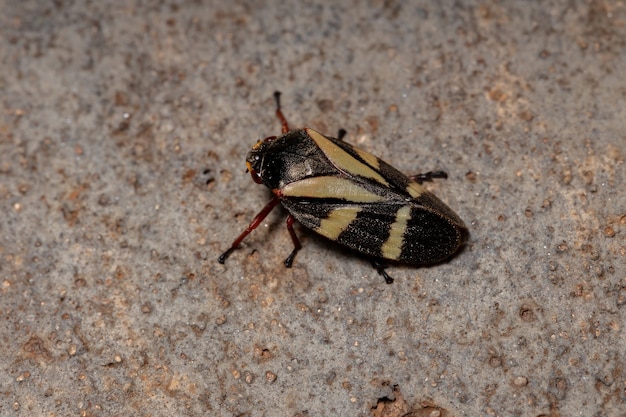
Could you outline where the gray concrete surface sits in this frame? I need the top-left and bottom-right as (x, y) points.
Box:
(1, 1), (625, 416)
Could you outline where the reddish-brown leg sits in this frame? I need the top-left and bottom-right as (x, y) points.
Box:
(371, 259), (394, 284)
(218, 196), (281, 264)
(409, 171), (448, 184)
(283, 214), (302, 267)
(273, 91), (290, 134)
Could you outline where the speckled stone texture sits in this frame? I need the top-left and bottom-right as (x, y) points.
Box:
(1, 1), (624, 416)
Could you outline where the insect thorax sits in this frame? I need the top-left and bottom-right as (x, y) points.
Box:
(246, 129), (339, 190)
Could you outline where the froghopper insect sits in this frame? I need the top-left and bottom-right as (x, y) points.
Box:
(218, 92), (468, 283)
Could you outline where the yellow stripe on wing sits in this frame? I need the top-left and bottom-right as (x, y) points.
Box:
(306, 128), (389, 186)
(406, 181), (425, 198)
(281, 177), (386, 202)
(317, 207), (362, 240)
(381, 205), (411, 260)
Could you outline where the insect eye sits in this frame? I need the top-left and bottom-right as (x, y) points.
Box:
(263, 136), (277, 143)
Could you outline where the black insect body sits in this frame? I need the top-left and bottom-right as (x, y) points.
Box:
(219, 92), (467, 283)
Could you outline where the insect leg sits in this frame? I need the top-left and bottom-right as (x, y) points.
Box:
(371, 259), (394, 284)
(409, 170), (448, 184)
(273, 91), (290, 134)
(337, 128), (347, 140)
(218, 196), (282, 264)
(283, 214), (302, 267)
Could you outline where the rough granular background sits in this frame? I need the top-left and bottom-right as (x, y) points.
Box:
(1, 1), (625, 416)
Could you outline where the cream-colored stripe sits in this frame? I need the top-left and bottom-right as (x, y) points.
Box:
(282, 177), (386, 202)
(381, 205), (411, 260)
(406, 181), (425, 198)
(306, 128), (389, 186)
(317, 207), (361, 240)
(355, 148), (381, 170)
